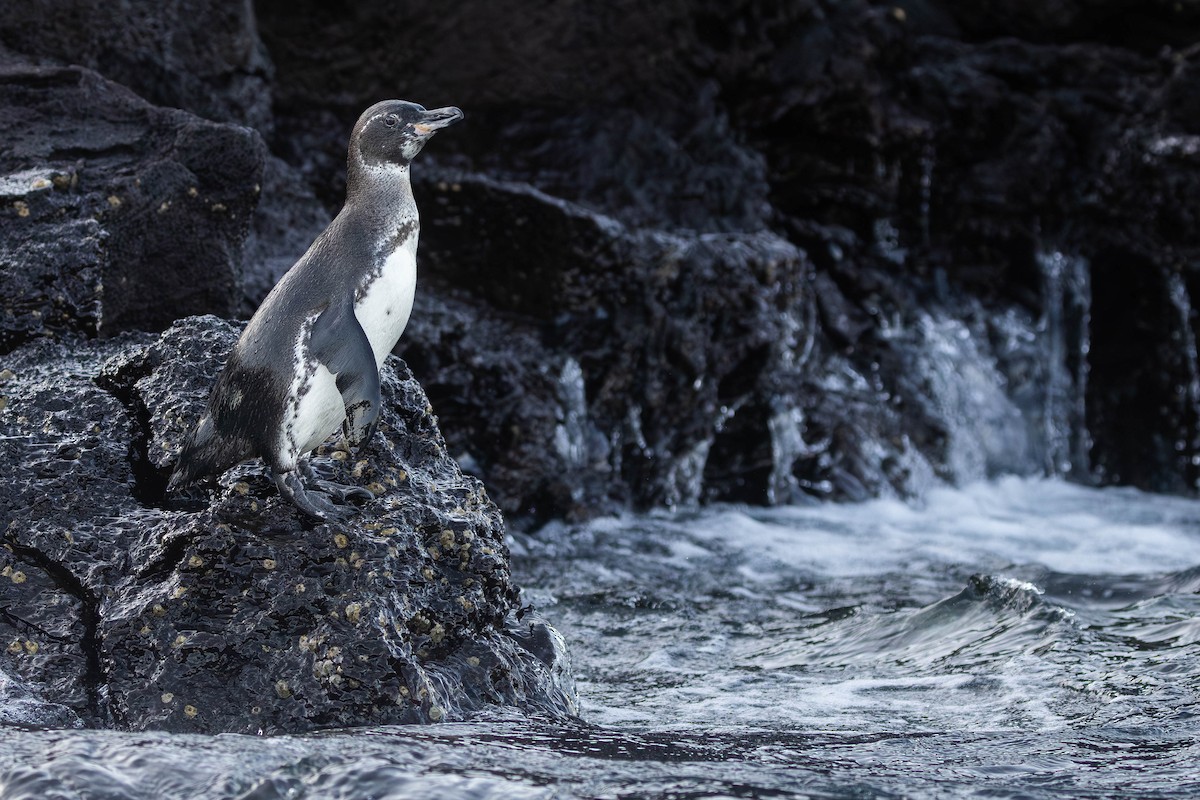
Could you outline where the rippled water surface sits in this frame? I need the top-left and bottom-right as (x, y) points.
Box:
(3, 478), (1199, 798)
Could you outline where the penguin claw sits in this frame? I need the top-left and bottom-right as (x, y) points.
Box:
(272, 469), (360, 521)
(299, 461), (374, 505)
(301, 491), (356, 522)
(312, 479), (374, 505)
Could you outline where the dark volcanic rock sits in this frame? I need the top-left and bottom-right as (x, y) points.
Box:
(406, 171), (1059, 518)
(388, 1), (1200, 503)
(402, 173), (817, 519)
(0, 317), (576, 733)
(720, 2), (1200, 494)
(0, 61), (265, 352)
(240, 154), (331, 312)
(255, 0), (773, 232)
(0, 0), (273, 131)
(6, 0), (1200, 521)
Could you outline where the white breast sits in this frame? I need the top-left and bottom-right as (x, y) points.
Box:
(276, 231), (419, 466)
(278, 315), (345, 468)
(355, 236), (418, 367)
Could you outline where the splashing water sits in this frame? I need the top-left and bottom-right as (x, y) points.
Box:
(1167, 271), (1200, 490)
(553, 357), (590, 470)
(4, 477), (1197, 798)
(882, 310), (1033, 483)
(1037, 250), (1092, 478)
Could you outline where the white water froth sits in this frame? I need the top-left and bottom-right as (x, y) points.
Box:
(1035, 250), (1091, 477)
(521, 477), (1200, 737)
(553, 357), (589, 469)
(1167, 271), (1200, 479)
(680, 477), (1200, 577)
(766, 405), (818, 505)
(886, 312), (1032, 483)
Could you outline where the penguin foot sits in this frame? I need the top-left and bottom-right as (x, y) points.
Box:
(272, 470), (357, 521)
(312, 479), (374, 505)
(300, 461), (374, 504)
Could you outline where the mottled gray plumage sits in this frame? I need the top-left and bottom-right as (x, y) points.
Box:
(169, 100), (463, 519)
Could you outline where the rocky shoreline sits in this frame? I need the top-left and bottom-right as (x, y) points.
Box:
(3, 0), (1200, 731)
(1, 318), (576, 732)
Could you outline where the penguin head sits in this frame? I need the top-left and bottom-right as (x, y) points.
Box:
(353, 100), (464, 169)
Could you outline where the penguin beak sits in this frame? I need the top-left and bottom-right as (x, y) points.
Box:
(412, 106), (464, 137)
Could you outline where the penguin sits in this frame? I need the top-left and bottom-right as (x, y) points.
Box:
(168, 100), (463, 520)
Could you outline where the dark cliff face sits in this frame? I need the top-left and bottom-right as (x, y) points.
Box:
(3, 2), (1200, 513)
(0, 1), (273, 132)
(250, 0), (1200, 514)
(0, 60), (265, 349)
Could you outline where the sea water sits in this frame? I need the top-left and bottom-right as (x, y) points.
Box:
(1, 476), (1198, 798)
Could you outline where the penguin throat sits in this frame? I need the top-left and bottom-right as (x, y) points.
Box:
(346, 153), (415, 211)
(350, 142), (412, 180)
(353, 157), (410, 179)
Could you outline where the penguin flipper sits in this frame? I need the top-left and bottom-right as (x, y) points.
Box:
(311, 300), (382, 450)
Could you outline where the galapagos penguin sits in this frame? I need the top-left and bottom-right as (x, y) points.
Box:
(169, 100), (463, 519)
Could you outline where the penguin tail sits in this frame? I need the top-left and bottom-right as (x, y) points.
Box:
(165, 468), (188, 493)
(168, 414), (250, 492)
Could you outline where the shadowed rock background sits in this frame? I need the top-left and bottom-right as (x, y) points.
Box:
(3, 0), (1200, 729)
(5, 0), (1200, 520)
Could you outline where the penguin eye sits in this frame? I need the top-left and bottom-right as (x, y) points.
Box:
(383, 114), (400, 128)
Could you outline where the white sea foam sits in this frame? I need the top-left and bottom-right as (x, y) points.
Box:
(519, 476), (1200, 740)
(675, 477), (1200, 578)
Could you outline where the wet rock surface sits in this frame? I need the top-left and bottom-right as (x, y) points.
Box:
(4, 1), (1199, 514)
(0, 60), (264, 350)
(408, 174), (814, 519)
(253, 0), (1200, 508)
(0, 317), (576, 733)
(0, 1), (273, 131)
